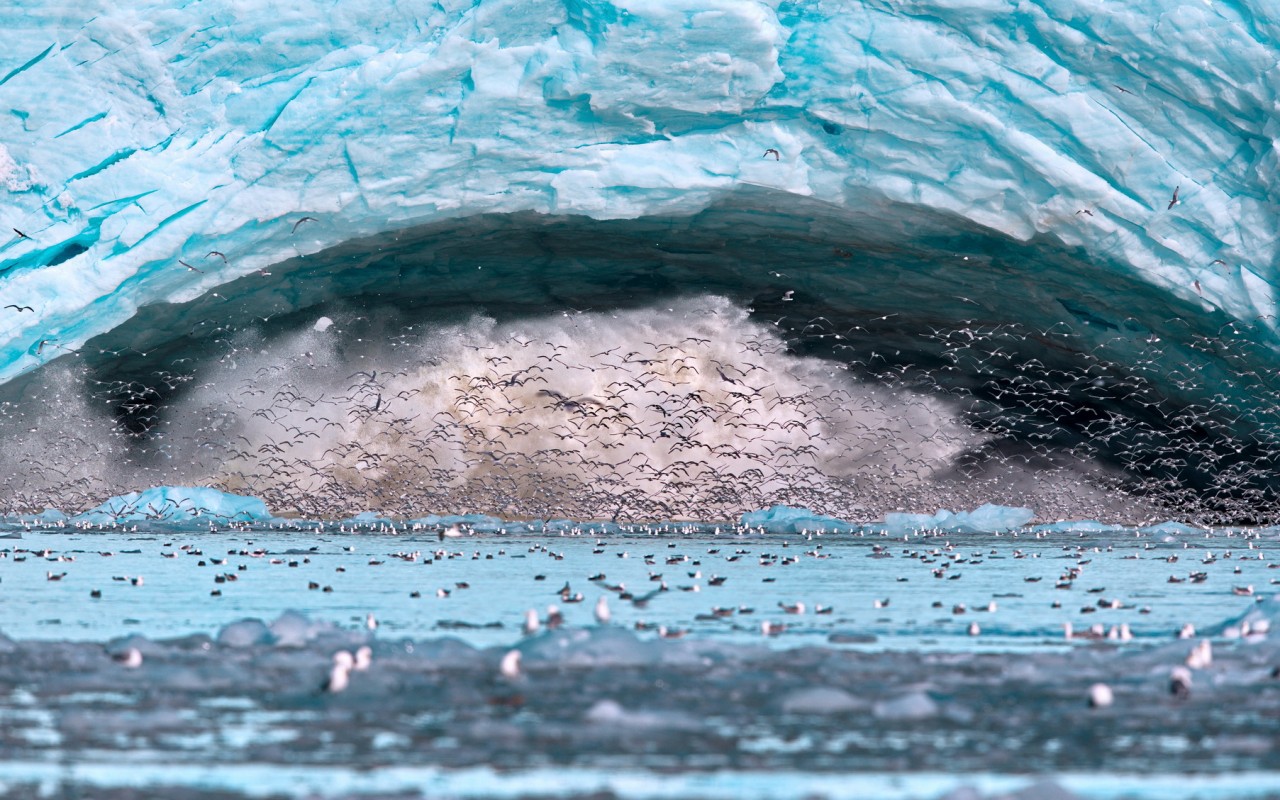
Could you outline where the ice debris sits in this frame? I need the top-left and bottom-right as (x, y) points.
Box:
(75, 486), (273, 525)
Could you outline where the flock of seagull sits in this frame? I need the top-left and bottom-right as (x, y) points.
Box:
(3, 296), (1274, 526)
(3, 508), (1274, 708)
(0, 223), (1274, 529)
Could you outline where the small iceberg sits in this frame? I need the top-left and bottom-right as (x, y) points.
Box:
(409, 513), (510, 533)
(880, 504), (1035, 534)
(740, 505), (859, 534)
(74, 486), (273, 526)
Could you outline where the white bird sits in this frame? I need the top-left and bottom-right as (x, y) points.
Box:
(1107, 623), (1133, 642)
(112, 647), (143, 669)
(595, 595), (611, 625)
(326, 651), (354, 693)
(500, 649), (522, 679)
(523, 608), (540, 635)
(1186, 639), (1212, 670)
(1088, 683), (1114, 708)
(1170, 665), (1192, 699)
(353, 645), (372, 671)
(546, 605), (564, 629)
(365, 613), (378, 631)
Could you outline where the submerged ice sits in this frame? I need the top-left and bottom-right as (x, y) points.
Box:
(2, 508), (1278, 798)
(2, 0), (1280, 520)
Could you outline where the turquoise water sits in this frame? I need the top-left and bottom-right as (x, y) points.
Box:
(0, 520), (1276, 799)
(0, 523), (1270, 647)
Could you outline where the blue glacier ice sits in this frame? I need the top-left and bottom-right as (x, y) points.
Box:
(739, 503), (1039, 534)
(740, 504), (859, 533)
(881, 503), (1035, 534)
(2, 0), (1276, 375)
(74, 485), (273, 525)
(2, 0), (1280, 523)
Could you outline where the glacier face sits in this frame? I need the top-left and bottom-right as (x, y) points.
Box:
(3, 0), (1277, 372)
(2, 0), (1280, 520)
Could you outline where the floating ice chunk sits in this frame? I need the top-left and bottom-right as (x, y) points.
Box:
(75, 487), (272, 526)
(344, 511), (394, 526)
(1222, 593), (1280, 641)
(1002, 783), (1082, 800)
(584, 698), (698, 730)
(739, 505), (857, 534)
(268, 610), (337, 648)
(780, 686), (863, 715)
(873, 691), (938, 721)
(14, 509), (68, 525)
(882, 504), (1034, 534)
(269, 611), (313, 647)
(412, 637), (483, 667)
(1139, 521), (1204, 538)
(105, 634), (164, 659)
(217, 619), (275, 649)
(408, 513), (509, 533)
(1028, 520), (1121, 535)
(520, 626), (704, 668)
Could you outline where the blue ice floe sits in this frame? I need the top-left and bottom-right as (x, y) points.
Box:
(74, 486), (273, 525)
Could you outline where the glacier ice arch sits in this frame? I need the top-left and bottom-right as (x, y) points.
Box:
(1, 0), (1279, 523)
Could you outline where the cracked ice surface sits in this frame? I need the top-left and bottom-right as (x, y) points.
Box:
(2, 0), (1279, 384)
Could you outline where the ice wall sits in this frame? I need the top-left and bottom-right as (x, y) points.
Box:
(2, 0), (1278, 383)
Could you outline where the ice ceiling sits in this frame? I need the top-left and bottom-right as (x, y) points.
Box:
(1, 0), (1279, 521)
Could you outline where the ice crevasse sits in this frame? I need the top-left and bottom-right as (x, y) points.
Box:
(0, 0), (1277, 421)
